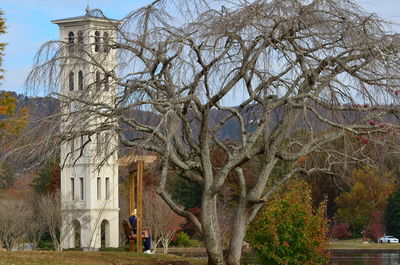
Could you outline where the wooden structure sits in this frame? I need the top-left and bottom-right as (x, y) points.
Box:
(121, 154), (157, 252)
(122, 220), (136, 243)
(122, 220), (151, 252)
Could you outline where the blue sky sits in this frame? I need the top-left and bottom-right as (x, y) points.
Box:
(1, 0), (400, 95)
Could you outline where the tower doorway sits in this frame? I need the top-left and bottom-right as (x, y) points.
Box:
(101, 219), (110, 248)
(72, 219), (81, 249)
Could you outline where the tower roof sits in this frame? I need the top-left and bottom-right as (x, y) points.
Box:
(52, 8), (121, 25)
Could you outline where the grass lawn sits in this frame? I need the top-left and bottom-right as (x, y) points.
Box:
(0, 251), (207, 265)
(329, 238), (400, 250)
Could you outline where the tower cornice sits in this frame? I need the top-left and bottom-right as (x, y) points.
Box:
(52, 8), (122, 26)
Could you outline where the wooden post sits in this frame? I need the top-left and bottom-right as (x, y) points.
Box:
(136, 160), (144, 253)
(129, 170), (136, 220)
(129, 239), (135, 252)
(128, 170), (136, 252)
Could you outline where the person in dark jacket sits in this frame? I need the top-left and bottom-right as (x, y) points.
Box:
(129, 209), (152, 253)
(129, 212), (137, 233)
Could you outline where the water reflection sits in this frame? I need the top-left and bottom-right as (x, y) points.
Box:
(331, 251), (400, 265)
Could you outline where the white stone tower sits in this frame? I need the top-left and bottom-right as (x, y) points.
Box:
(53, 8), (120, 250)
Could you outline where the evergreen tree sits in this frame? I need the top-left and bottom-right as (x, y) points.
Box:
(168, 171), (202, 209)
(385, 189), (400, 238)
(31, 157), (60, 194)
(0, 162), (17, 190)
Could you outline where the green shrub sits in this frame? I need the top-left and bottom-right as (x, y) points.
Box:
(247, 179), (329, 265)
(176, 232), (201, 247)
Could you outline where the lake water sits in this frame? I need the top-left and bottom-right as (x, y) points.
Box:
(241, 250), (400, 264)
(331, 250), (400, 265)
(171, 249), (400, 264)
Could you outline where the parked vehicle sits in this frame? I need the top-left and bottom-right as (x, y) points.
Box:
(379, 235), (399, 243)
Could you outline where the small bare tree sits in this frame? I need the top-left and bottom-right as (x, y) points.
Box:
(37, 192), (63, 251)
(26, 0), (400, 264)
(26, 218), (45, 250)
(118, 187), (130, 247)
(143, 187), (185, 253)
(0, 198), (31, 251)
(26, 194), (46, 250)
(37, 192), (91, 251)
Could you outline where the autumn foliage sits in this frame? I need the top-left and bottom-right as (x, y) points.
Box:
(328, 223), (352, 240)
(335, 166), (395, 235)
(0, 11), (28, 136)
(0, 9), (5, 81)
(0, 92), (28, 136)
(247, 179), (329, 265)
(364, 212), (385, 243)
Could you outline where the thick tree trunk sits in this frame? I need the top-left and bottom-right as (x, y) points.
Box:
(202, 193), (225, 265)
(226, 203), (247, 265)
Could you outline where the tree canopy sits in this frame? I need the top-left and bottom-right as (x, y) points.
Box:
(26, 0), (400, 264)
(335, 166), (395, 235)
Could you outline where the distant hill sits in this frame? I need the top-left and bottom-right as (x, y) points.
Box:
(4, 90), (399, 170)
(8, 90), (400, 141)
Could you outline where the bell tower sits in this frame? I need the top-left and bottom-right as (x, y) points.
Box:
(52, 7), (121, 250)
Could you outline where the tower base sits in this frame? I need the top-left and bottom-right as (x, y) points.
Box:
(61, 209), (119, 250)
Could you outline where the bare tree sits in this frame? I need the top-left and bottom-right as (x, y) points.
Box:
(37, 192), (63, 251)
(118, 187), (130, 247)
(0, 198), (31, 251)
(26, 0), (400, 264)
(26, 194), (46, 250)
(26, 218), (45, 250)
(143, 187), (185, 253)
(37, 192), (101, 251)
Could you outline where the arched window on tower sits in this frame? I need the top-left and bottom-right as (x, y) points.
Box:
(94, 31), (100, 52)
(68, 32), (75, 52)
(103, 32), (109, 52)
(96, 71), (101, 90)
(69, 71), (74, 91)
(77, 31), (83, 51)
(78, 71), (84, 90)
